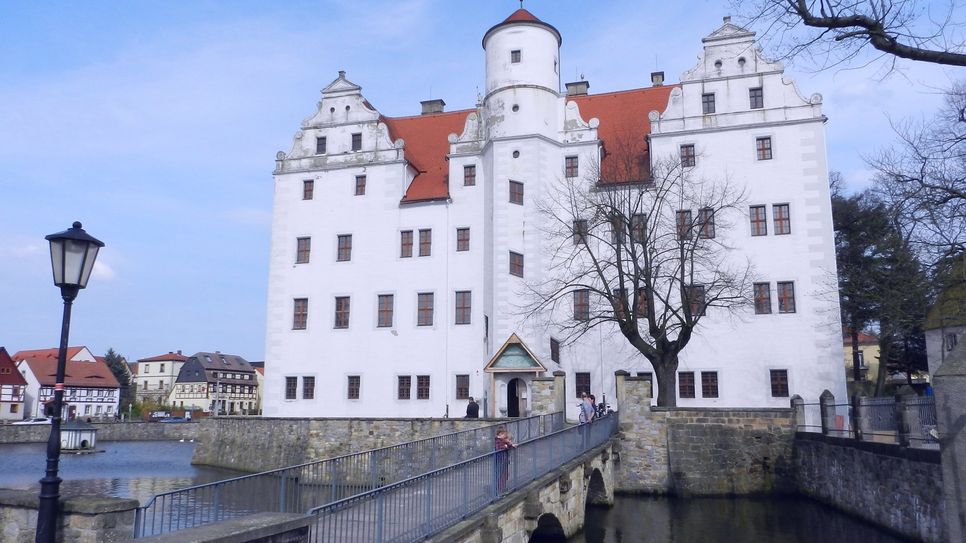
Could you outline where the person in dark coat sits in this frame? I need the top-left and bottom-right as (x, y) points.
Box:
(466, 397), (480, 418)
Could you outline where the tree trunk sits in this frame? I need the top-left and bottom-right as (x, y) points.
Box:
(850, 328), (863, 382)
(653, 355), (679, 407)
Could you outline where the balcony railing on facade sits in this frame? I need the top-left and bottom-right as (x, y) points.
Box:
(791, 391), (938, 449)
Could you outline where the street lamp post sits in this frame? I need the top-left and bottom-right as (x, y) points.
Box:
(36, 221), (104, 543)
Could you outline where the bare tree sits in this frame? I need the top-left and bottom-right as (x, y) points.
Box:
(525, 150), (752, 407)
(871, 82), (966, 263)
(733, 1), (966, 69)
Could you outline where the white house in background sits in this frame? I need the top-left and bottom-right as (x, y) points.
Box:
(168, 352), (259, 414)
(14, 346), (121, 419)
(0, 347), (27, 421)
(263, 9), (846, 419)
(134, 351), (188, 404)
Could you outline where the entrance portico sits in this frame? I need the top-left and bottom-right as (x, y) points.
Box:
(484, 333), (547, 417)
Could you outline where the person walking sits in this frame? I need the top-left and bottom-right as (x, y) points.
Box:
(494, 426), (516, 492)
(466, 396), (480, 418)
(579, 393), (596, 424)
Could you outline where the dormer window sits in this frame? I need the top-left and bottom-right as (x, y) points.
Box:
(511, 50), (521, 63)
(316, 136), (327, 155)
(351, 133), (362, 151)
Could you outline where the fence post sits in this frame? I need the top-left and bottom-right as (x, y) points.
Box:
(790, 395), (805, 431)
(819, 390), (835, 435)
(851, 394), (866, 440)
(896, 390), (917, 448)
(934, 339), (966, 542)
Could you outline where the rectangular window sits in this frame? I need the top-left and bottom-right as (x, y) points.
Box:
(419, 229), (432, 256)
(334, 296), (350, 328)
(749, 87), (764, 109)
(572, 219), (588, 245)
(337, 234), (352, 262)
(303, 180), (314, 200)
(509, 181), (524, 205)
(509, 251), (524, 277)
(686, 285), (706, 316)
(773, 204), (791, 235)
(756, 136), (773, 160)
(770, 369), (789, 397)
(347, 376), (360, 400)
(701, 371), (719, 398)
(416, 375), (430, 399)
(750, 205), (768, 236)
(400, 230), (413, 258)
(293, 298), (308, 330)
(680, 144), (696, 167)
(316, 136), (326, 155)
(676, 210), (693, 240)
(510, 49), (521, 63)
(377, 294), (394, 328)
(351, 133), (362, 151)
(753, 283), (772, 314)
(302, 376), (315, 400)
(565, 156), (579, 178)
(285, 377), (297, 400)
(464, 165), (476, 186)
(417, 292), (434, 326)
(636, 287), (649, 318)
(355, 175), (366, 196)
(612, 288), (627, 315)
(455, 290), (472, 325)
(702, 93), (715, 114)
(550, 338), (560, 363)
(576, 372), (591, 398)
(456, 374), (470, 400)
(574, 289), (590, 321)
(777, 281), (796, 313)
(631, 214), (646, 243)
(679, 372), (696, 399)
(610, 215), (625, 244)
(398, 376), (411, 400)
(698, 208), (715, 239)
(456, 228), (470, 251)
(296, 237), (311, 264)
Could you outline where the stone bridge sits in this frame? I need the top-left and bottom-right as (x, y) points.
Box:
(434, 440), (616, 543)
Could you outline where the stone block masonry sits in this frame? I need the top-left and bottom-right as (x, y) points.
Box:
(0, 421), (202, 444)
(0, 489), (138, 543)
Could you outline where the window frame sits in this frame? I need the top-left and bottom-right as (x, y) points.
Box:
(698, 208), (715, 239)
(686, 285), (706, 317)
(676, 210), (693, 240)
(572, 219), (588, 245)
(773, 203), (791, 235)
(701, 371), (719, 398)
(701, 93), (716, 114)
(456, 374), (470, 400)
(400, 230), (413, 258)
(749, 87), (764, 109)
(679, 371), (696, 399)
(509, 180), (524, 205)
(455, 290), (472, 325)
(753, 282), (772, 314)
(316, 136), (327, 155)
(509, 251), (524, 278)
(770, 369), (789, 397)
(575, 372), (591, 398)
(296, 237), (311, 264)
(750, 205), (768, 236)
(550, 338), (560, 363)
(398, 375), (412, 400)
(377, 294), (394, 328)
(285, 376), (298, 400)
(416, 375), (431, 400)
(456, 228), (470, 252)
(355, 175), (366, 196)
(680, 144), (696, 168)
(419, 229), (432, 257)
(351, 133), (362, 152)
(347, 375), (360, 400)
(337, 234), (352, 262)
(302, 180), (314, 200)
(565, 156), (579, 178)
(417, 292), (435, 326)
(464, 164), (476, 186)
(302, 376), (315, 400)
(777, 281), (796, 313)
(630, 214), (646, 243)
(293, 298), (308, 330)
(334, 296), (351, 329)
(510, 49), (521, 63)
(574, 289), (590, 321)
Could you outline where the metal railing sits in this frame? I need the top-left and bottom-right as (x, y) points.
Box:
(133, 412), (563, 538)
(796, 394), (938, 449)
(308, 413), (619, 543)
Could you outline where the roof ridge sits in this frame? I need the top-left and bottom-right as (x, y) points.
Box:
(382, 108), (476, 122)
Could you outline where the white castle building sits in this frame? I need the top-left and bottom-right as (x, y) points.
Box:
(263, 9), (846, 419)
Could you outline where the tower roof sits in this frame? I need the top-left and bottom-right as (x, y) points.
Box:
(483, 8), (562, 48)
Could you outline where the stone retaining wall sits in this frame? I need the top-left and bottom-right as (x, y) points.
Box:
(0, 489), (138, 543)
(191, 417), (512, 472)
(0, 421), (202, 444)
(794, 432), (944, 543)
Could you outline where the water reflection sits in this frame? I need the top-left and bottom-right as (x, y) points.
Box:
(572, 496), (909, 543)
(0, 441), (243, 505)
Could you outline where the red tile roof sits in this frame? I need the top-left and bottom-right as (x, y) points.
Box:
(384, 110), (473, 203)
(483, 9), (561, 47)
(570, 85), (677, 183)
(19, 357), (120, 388)
(0, 347), (28, 386)
(137, 352), (188, 363)
(843, 328), (879, 345)
(13, 346), (86, 362)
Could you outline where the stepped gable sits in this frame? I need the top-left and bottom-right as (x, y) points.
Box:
(570, 85), (677, 184)
(383, 110), (474, 203)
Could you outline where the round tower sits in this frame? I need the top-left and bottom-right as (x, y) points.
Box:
(482, 9), (562, 138)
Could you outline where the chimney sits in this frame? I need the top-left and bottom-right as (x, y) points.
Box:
(651, 71), (665, 87)
(565, 80), (590, 96)
(177, 350), (182, 355)
(420, 99), (446, 115)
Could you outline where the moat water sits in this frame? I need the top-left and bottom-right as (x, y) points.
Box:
(568, 495), (910, 543)
(0, 441), (243, 504)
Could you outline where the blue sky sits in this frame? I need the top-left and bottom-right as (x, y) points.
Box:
(0, 0), (959, 363)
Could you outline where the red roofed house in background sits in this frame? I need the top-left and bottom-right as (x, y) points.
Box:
(14, 346), (120, 419)
(264, 8), (843, 418)
(0, 347), (28, 421)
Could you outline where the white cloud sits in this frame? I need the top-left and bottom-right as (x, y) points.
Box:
(91, 260), (116, 281)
